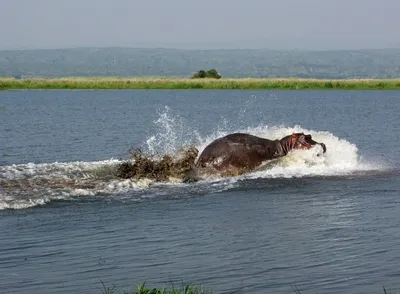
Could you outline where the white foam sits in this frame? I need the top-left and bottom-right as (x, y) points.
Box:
(71, 189), (96, 196)
(0, 159), (121, 180)
(102, 178), (154, 192)
(0, 193), (69, 210)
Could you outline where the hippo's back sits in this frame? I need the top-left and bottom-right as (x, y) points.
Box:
(195, 133), (279, 171)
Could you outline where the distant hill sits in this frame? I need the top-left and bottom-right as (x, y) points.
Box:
(1, 47), (400, 79)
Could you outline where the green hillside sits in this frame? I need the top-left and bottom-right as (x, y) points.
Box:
(1, 47), (400, 79)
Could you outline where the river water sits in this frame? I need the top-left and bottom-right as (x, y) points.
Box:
(0, 90), (399, 294)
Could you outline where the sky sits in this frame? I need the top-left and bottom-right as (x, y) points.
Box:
(1, 0), (399, 51)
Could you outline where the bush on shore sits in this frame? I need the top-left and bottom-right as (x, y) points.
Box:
(191, 69), (222, 79)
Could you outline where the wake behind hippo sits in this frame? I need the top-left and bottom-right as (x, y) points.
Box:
(194, 132), (326, 176)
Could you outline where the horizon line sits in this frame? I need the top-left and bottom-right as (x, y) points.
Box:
(1, 45), (400, 52)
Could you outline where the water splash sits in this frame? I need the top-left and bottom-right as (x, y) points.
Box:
(145, 106), (198, 157)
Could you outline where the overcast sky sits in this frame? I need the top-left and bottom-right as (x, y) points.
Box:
(1, 0), (399, 51)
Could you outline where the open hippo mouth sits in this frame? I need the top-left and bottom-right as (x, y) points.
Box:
(294, 133), (327, 153)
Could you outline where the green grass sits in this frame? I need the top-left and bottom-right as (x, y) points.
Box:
(99, 281), (212, 294)
(98, 281), (400, 294)
(1, 77), (400, 90)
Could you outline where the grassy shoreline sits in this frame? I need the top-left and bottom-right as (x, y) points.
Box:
(1, 77), (400, 90)
(100, 282), (212, 294)
(98, 282), (398, 294)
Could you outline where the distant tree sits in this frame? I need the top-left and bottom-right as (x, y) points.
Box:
(206, 69), (222, 79)
(191, 70), (207, 78)
(191, 68), (221, 79)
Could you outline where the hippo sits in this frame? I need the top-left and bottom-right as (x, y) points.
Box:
(194, 132), (326, 175)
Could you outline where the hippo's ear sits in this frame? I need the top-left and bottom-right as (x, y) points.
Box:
(290, 133), (298, 144)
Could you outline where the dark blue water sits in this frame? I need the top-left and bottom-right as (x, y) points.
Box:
(0, 90), (399, 294)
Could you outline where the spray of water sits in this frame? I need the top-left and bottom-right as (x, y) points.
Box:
(145, 106), (199, 156)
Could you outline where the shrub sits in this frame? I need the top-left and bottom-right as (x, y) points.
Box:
(191, 69), (221, 79)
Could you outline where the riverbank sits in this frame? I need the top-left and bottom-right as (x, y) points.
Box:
(1, 77), (400, 90)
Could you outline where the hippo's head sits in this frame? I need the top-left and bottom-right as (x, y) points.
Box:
(290, 133), (326, 153)
(280, 133), (326, 155)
